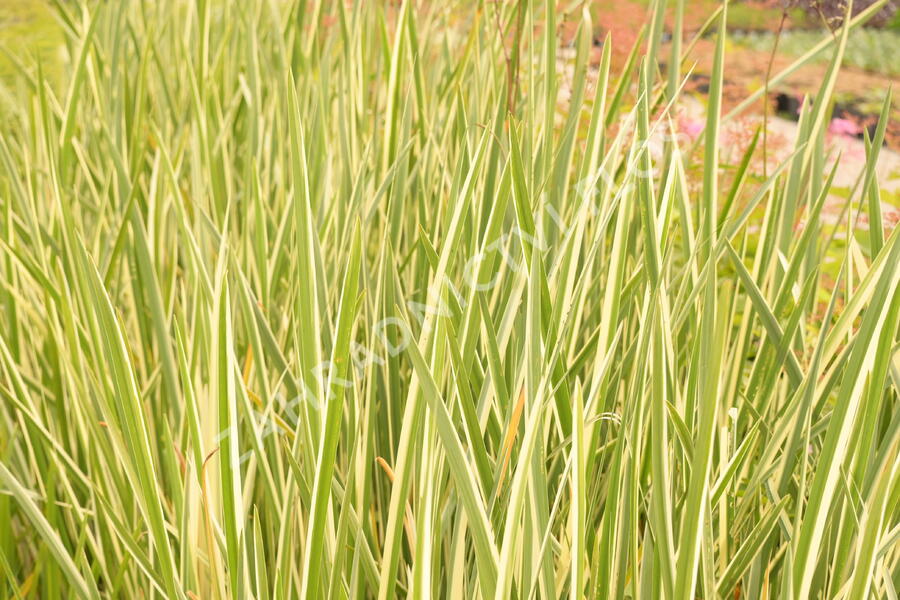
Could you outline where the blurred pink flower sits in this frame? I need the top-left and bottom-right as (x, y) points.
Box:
(828, 118), (860, 137)
(680, 117), (704, 140)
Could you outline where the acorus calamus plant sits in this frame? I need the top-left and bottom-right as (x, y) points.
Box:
(0, 0), (898, 598)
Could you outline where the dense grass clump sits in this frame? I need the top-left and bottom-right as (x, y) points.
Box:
(0, 0), (898, 598)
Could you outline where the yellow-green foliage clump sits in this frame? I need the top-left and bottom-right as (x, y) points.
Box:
(0, 1), (897, 598)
